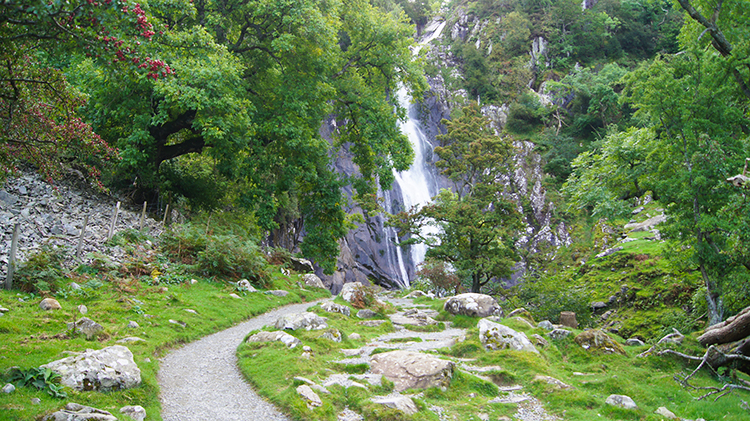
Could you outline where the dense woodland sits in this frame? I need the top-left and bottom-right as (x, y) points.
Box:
(2, 0), (750, 330)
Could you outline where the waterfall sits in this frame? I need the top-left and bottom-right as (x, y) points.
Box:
(383, 20), (448, 287)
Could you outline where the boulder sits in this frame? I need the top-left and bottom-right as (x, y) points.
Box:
(301, 274), (326, 289)
(530, 334), (549, 348)
(120, 405), (147, 421)
(371, 394), (418, 415)
(319, 328), (343, 342)
(654, 407), (678, 419)
(337, 408), (364, 421)
(275, 312), (328, 331)
(390, 309), (438, 327)
(548, 329), (572, 340)
(370, 350), (454, 392)
(320, 301), (351, 317)
(77, 305), (88, 315)
(507, 308), (535, 324)
(267, 290), (289, 297)
(43, 403), (117, 421)
(67, 317), (104, 340)
(537, 320), (554, 331)
(443, 293), (501, 318)
(127, 321), (139, 329)
(605, 394), (638, 409)
(237, 279), (257, 292)
(559, 311), (578, 329)
(41, 345), (141, 391)
(40, 298), (61, 310)
(624, 214), (666, 232)
(246, 330), (301, 349)
(340, 282), (365, 303)
(349, 332), (362, 340)
(478, 319), (538, 353)
(2, 383), (15, 393)
(356, 309), (377, 319)
(574, 330), (626, 355)
(296, 385), (322, 408)
(290, 256), (315, 273)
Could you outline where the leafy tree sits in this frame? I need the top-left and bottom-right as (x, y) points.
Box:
(391, 103), (522, 293)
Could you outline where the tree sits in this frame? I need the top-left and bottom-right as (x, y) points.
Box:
(391, 103), (522, 293)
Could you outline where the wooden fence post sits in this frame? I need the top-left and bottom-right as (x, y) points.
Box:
(108, 201), (120, 240)
(5, 223), (20, 290)
(76, 215), (89, 259)
(139, 201), (147, 231)
(162, 204), (169, 227)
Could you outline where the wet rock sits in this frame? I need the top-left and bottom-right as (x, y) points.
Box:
(478, 319), (538, 353)
(605, 394), (638, 409)
(370, 350), (454, 392)
(246, 330), (301, 349)
(575, 330), (626, 355)
(41, 345), (141, 391)
(40, 298), (62, 310)
(443, 293), (501, 318)
(275, 312), (328, 331)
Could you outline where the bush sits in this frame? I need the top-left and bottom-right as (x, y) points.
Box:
(14, 245), (67, 294)
(514, 275), (592, 326)
(196, 235), (270, 287)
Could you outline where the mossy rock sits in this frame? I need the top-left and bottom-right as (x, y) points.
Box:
(574, 329), (626, 355)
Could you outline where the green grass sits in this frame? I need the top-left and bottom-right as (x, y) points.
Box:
(0, 271), (330, 421)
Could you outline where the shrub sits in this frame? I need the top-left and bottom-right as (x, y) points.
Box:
(14, 245), (67, 294)
(196, 235), (270, 287)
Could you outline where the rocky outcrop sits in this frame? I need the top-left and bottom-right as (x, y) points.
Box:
(41, 345), (141, 392)
(370, 350), (454, 392)
(43, 403), (118, 421)
(320, 301), (352, 317)
(444, 293), (501, 318)
(275, 312), (328, 331)
(246, 330), (301, 349)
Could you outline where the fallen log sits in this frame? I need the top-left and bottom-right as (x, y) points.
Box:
(698, 306), (750, 346)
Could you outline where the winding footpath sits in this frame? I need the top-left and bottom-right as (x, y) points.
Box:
(158, 300), (321, 421)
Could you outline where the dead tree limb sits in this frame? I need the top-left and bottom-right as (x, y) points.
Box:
(698, 306), (750, 346)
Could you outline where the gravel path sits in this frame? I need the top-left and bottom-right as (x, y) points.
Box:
(158, 300), (320, 421)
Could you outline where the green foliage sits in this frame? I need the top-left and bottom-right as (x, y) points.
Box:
(14, 245), (67, 294)
(6, 367), (67, 399)
(416, 259), (462, 297)
(195, 235), (270, 286)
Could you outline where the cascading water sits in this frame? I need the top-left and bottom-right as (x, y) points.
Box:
(382, 20), (448, 287)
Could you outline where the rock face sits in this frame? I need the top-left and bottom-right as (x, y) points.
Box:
(43, 403), (118, 421)
(41, 345), (141, 392)
(246, 330), (301, 348)
(574, 330), (626, 355)
(370, 350), (454, 392)
(275, 312), (328, 331)
(478, 319), (538, 353)
(444, 293), (501, 318)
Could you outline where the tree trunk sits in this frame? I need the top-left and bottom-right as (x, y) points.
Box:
(698, 306), (750, 346)
(700, 261), (724, 326)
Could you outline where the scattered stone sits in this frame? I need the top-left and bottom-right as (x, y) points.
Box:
(337, 408), (364, 421)
(655, 407), (678, 419)
(77, 304), (88, 315)
(303, 346), (312, 352)
(323, 374), (367, 390)
(489, 393), (530, 404)
(632, 206), (645, 215)
(275, 312), (328, 331)
(443, 293), (502, 318)
(41, 345), (141, 391)
(348, 332), (361, 340)
(70, 282), (81, 290)
(294, 376), (316, 385)
(590, 301), (608, 313)
(533, 375), (570, 389)
(31, 398), (41, 405)
(320, 301), (351, 317)
(184, 309), (198, 314)
(507, 308), (535, 323)
(537, 320), (554, 331)
(229, 293), (241, 299)
(297, 385), (322, 408)
(530, 334), (549, 348)
(624, 214), (666, 232)
(190, 279), (198, 285)
(320, 328), (343, 342)
(341, 348), (362, 357)
(267, 290), (289, 297)
(605, 394), (638, 409)
(357, 320), (386, 327)
(168, 319), (187, 328)
(127, 321), (139, 329)
(575, 330), (626, 355)
(120, 405), (147, 421)
(40, 297), (62, 310)
(370, 350), (454, 392)
(371, 394), (418, 415)
(0, 306), (8, 312)
(290, 256), (315, 273)
(595, 246), (623, 259)
(237, 279), (256, 292)
(403, 290), (428, 298)
(389, 310), (438, 327)
(301, 274), (326, 289)
(626, 338), (645, 346)
(246, 330), (301, 349)
(356, 309), (377, 319)
(116, 337), (145, 343)
(548, 329), (572, 340)
(67, 317), (104, 340)
(2, 383), (15, 393)
(43, 403), (119, 421)
(559, 311), (578, 329)
(478, 319), (538, 353)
